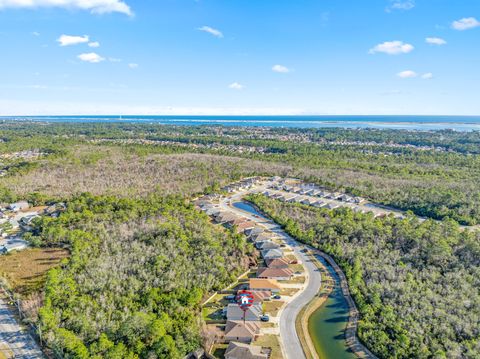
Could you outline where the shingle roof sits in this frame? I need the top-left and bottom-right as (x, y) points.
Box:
(225, 320), (261, 339)
(225, 342), (268, 359)
(249, 278), (281, 290)
(256, 267), (294, 279)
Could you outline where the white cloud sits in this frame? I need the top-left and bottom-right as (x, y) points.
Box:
(397, 70), (418, 78)
(32, 31), (40, 36)
(228, 82), (244, 90)
(272, 64), (290, 73)
(451, 17), (480, 31)
(88, 41), (100, 48)
(386, 0), (415, 12)
(369, 41), (414, 55)
(0, 0), (132, 16)
(78, 52), (105, 63)
(421, 72), (433, 80)
(425, 37), (446, 45)
(58, 34), (89, 46)
(128, 63), (138, 69)
(198, 26), (223, 38)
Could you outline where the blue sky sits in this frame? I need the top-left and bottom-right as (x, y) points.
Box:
(0, 0), (478, 115)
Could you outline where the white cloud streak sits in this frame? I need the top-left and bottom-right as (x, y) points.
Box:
(386, 0), (415, 12)
(369, 41), (414, 55)
(128, 63), (138, 69)
(451, 17), (480, 31)
(425, 37), (446, 45)
(397, 70), (417, 78)
(78, 52), (105, 63)
(88, 41), (100, 48)
(421, 73), (433, 80)
(0, 0), (132, 16)
(272, 64), (290, 73)
(198, 26), (223, 38)
(57, 34), (89, 46)
(228, 82), (244, 90)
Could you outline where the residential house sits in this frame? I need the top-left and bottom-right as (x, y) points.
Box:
(8, 201), (29, 212)
(226, 303), (262, 321)
(215, 212), (238, 224)
(249, 290), (271, 304)
(312, 201), (326, 208)
(256, 267), (294, 280)
(255, 240), (279, 251)
(235, 221), (255, 233)
(261, 249), (283, 260)
(324, 203), (340, 210)
(224, 320), (261, 343)
(245, 227), (264, 237)
(285, 196), (299, 203)
(301, 198), (317, 206)
(265, 258), (290, 269)
(249, 278), (281, 293)
(224, 342), (268, 359)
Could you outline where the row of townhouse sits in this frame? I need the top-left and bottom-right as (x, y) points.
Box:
(221, 177), (264, 193)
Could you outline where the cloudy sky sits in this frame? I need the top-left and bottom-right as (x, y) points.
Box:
(0, 0), (478, 115)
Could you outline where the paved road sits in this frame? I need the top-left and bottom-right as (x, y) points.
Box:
(0, 298), (44, 359)
(222, 188), (322, 359)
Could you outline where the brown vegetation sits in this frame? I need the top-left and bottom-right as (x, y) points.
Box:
(0, 146), (291, 198)
(0, 248), (69, 295)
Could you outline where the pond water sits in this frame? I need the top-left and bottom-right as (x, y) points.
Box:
(232, 201), (263, 216)
(232, 200), (355, 359)
(308, 259), (357, 359)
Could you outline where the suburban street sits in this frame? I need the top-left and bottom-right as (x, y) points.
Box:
(222, 187), (322, 359)
(0, 298), (44, 359)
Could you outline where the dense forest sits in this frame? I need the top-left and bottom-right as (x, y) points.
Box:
(0, 122), (479, 224)
(27, 194), (253, 358)
(247, 194), (480, 359)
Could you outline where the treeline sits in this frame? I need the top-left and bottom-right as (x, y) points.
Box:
(0, 122), (479, 224)
(27, 193), (253, 358)
(247, 194), (480, 359)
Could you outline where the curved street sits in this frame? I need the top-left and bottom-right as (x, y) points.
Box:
(221, 189), (322, 359)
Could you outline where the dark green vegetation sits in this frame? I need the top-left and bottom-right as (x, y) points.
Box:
(247, 194), (480, 359)
(28, 194), (252, 358)
(1, 121), (479, 358)
(0, 122), (479, 224)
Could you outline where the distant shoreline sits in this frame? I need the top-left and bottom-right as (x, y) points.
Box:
(1, 115), (480, 131)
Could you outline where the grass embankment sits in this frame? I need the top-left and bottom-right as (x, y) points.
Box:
(295, 254), (335, 359)
(0, 248), (69, 295)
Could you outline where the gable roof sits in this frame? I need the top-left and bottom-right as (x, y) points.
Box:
(249, 278), (281, 290)
(256, 267), (294, 279)
(248, 290), (272, 303)
(225, 342), (268, 359)
(265, 258), (290, 268)
(261, 248), (283, 259)
(226, 303), (263, 320)
(225, 320), (261, 339)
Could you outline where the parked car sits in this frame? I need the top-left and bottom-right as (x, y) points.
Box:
(260, 315), (270, 322)
(273, 295), (281, 300)
(224, 295), (235, 301)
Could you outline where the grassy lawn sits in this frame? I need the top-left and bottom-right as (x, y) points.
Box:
(212, 343), (228, 359)
(282, 276), (306, 284)
(202, 306), (225, 321)
(261, 322), (277, 329)
(290, 263), (304, 273)
(0, 248), (69, 295)
(263, 300), (285, 316)
(254, 334), (283, 359)
(279, 287), (300, 296)
(285, 254), (297, 262)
